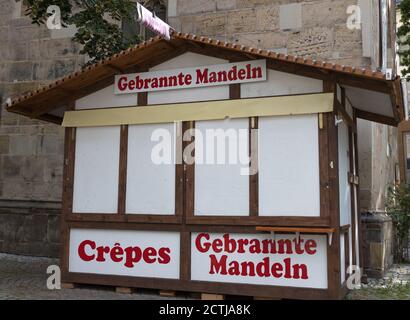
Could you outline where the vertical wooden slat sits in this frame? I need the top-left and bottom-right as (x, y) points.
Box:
(185, 121), (195, 219)
(175, 121), (184, 219)
(138, 92), (148, 106)
(61, 100), (76, 281)
(249, 117), (258, 216)
(117, 125), (128, 214)
(352, 110), (365, 277)
(324, 80), (342, 299)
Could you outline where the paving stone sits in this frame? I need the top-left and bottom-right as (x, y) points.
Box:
(0, 253), (191, 300)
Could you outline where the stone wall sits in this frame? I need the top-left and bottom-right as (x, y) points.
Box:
(0, 1), (84, 203)
(167, 0), (370, 67)
(0, 1), (84, 257)
(0, 200), (61, 257)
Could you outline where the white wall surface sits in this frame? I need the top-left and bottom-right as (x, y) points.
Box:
(241, 69), (322, 98)
(338, 121), (352, 226)
(126, 123), (176, 214)
(258, 114), (320, 216)
(73, 126), (120, 213)
(194, 118), (249, 215)
(75, 84), (139, 110)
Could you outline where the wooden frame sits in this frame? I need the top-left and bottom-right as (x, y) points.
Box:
(59, 66), (361, 301)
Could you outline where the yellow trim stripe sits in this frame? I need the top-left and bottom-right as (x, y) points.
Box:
(62, 93), (333, 127)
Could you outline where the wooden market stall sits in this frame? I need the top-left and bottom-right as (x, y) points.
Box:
(6, 32), (405, 299)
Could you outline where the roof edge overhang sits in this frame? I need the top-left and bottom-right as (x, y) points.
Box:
(5, 31), (405, 126)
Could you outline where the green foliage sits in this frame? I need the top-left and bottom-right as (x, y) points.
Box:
(386, 183), (410, 262)
(22, 0), (141, 65)
(398, 0), (410, 81)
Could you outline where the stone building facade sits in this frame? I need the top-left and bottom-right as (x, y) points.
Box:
(0, 0), (401, 257)
(0, 0), (84, 256)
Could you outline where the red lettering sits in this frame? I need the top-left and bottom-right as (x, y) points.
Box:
(96, 246), (110, 262)
(158, 247), (171, 264)
(196, 68), (209, 84)
(124, 246), (142, 268)
(78, 240), (95, 261)
(305, 239), (317, 254)
(117, 76), (128, 91)
(212, 238), (223, 253)
(195, 233), (211, 253)
(143, 247), (157, 263)
(209, 254), (227, 275)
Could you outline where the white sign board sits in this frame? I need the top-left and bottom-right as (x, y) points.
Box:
(115, 60), (266, 94)
(191, 232), (328, 288)
(69, 229), (180, 279)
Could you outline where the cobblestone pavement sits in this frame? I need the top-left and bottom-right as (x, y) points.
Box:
(363, 264), (410, 288)
(346, 264), (410, 300)
(0, 253), (189, 300)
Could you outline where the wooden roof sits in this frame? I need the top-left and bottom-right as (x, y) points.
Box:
(5, 31), (406, 125)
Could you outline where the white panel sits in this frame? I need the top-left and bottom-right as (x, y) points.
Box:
(148, 52), (229, 104)
(259, 114), (320, 216)
(241, 69), (322, 98)
(126, 123), (176, 214)
(338, 121), (351, 226)
(345, 86), (393, 117)
(340, 233), (346, 283)
(73, 127), (120, 213)
(191, 232), (328, 289)
(195, 118), (249, 215)
(69, 229), (180, 279)
(76, 84), (138, 110)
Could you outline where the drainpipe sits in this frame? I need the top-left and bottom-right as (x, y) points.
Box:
(380, 0), (388, 72)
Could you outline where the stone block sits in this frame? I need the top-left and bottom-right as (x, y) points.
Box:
(0, 213), (24, 241)
(50, 24), (77, 39)
(333, 24), (362, 58)
(0, 26), (10, 41)
(37, 135), (60, 155)
(9, 41), (28, 61)
(31, 182), (62, 201)
(179, 16), (196, 34)
(29, 38), (80, 60)
(9, 25), (46, 43)
(256, 6), (279, 31)
(43, 155), (64, 183)
(302, 0), (348, 29)
(287, 27), (334, 59)
(196, 13), (227, 36)
(167, 17), (182, 32)
(0, 135), (9, 154)
(9, 135), (37, 155)
(167, 0), (178, 17)
(279, 3), (302, 31)
(21, 156), (46, 182)
(47, 214), (60, 244)
(0, 41), (10, 60)
(21, 214), (48, 242)
(33, 59), (76, 81)
(231, 32), (288, 50)
(236, 0), (277, 9)
(227, 9), (256, 34)
(2, 155), (23, 178)
(8, 61), (33, 82)
(216, 0), (236, 11)
(178, 0), (216, 15)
